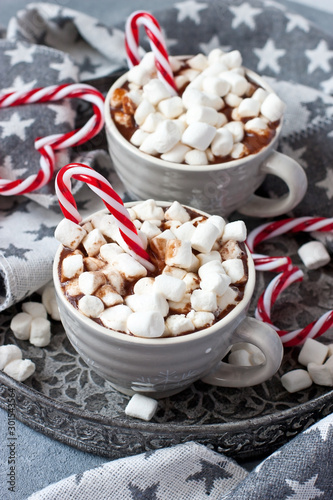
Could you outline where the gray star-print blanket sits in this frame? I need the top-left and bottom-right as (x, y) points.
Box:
(28, 413), (333, 499)
(0, 0), (333, 311)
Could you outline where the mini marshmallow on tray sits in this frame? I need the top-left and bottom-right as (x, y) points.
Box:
(0, 345), (35, 382)
(125, 393), (158, 421)
(56, 199), (249, 339)
(110, 48), (285, 166)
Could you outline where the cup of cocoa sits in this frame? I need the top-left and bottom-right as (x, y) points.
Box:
(53, 199), (283, 398)
(104, 49), (307, 218)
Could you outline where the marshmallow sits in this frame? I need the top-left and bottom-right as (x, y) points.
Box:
(183, 272), (200, 293)
(191, 222), (220, 253)
(297, 241), (330, 270)
(220, 50), (242, 69)
(198, 260), (226, 280)
(140, 51), (156, 72)
(0, 345), (22, 370)
(252, 88), (269, 103)
(207, 48), (225, 64)
(99, 305), (132, 332)
(127, 89), (143, 107)
(260, 93), (285, 122)
(224, 93), (242, 108)
(3, 359), (35, 382)
(81, 221), (94, 233)
(200, 272), (231, 296)
(79, 271), (106, 295)
(162, 266), (187, 280)
(125, 293), (169, 317)
(100, 243), (124, 263)
(216, 113), (228, 128)
(133, 199), (164, 221)
(125, 394), (158, 421)
(325, 355), (333, 375)
(182, 122), (216, 151)
(175, 74), (190, 90)
(187, 310), (215, 329)
(224, 121), (244, 143)
(158, 97), (184, 119)
(112, 254), (147, 281)
(185, 106), (219, 126)
(244, 117), (268, 133)
(228, 349), (252, 366)
(184, 149), (208, 165)
(222, 259), (246, 284)
(83, 257), (105, 271)
(216, 286), (238, 312)
(165, 314), (195, 336)
(62, 254), (84, 279)
(281, 369), (313, 393)
(208, 215), (226, 237)
(187, 53), (208, 71)
(180, 68), (201, 82)
(102, 266), (125, 295)
(220, 72), (248, 96)
(310, 231), (333, 254)
(161, 143), (191, 163)
(165, 201), (191, 223)
(211, 128), (234, 157)
(133, 277), (155, 295)
(231, 143), (247, 159)
(22, 301), (47, 319)
(182, 88), (218, 110)
(29, 317), (51, 347)
(154, 274), (186, 302)
(238, 98), (260, 118)
(173, 221), (196, 242)
(78, 295), (105, 317)
(169, 55), (183, 72)
(328, 345), (333, 357)
(82, 228), (106, 257)
(197, 251), (222, 266)
(127, 65), (150, 87)
(308, 362), (333, 386)
(165, 239), (193, 269)
(140, 220), (162, 240)
(143, 78), (172, 105)
(54, 218), (87, 250)
(95, 285), (123, 307)
(127, 311), (165, 338)
(65, 278), (81, 297)
(220, 240), (244, 260)
(202, 76), (230, 97)
(130, 128), (149, 146)
(168, 293), (192, 314)
(10, 312), (32, 340)
(141, 112), (165, 133)
(298, 338), (329, 366)
(134, 99), (155, 126)
(222, 220), (247, 242)
(191, 289), (217, 312)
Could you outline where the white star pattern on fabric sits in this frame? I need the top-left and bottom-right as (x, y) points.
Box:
(0, 112), (35, 141)
(316, 170), (333, 199)
(0, 155), (27, 180)
(285, 474), (324, 499)
(49, 55), (79, 81)
(229, 3), (262, 30)
(48, 102), (76, 126)
(199, 35), (230, 55)
(264, 0), (286, 10)
(305, 40), (333, 74)
(1, 76), (37, 94)
(254, 39), (286, 73)
(320, 76), (333, 94)
(281, 144), (308, 169)
(175, 1), (208, 24)
(4, 42), (36, 65)
(285, 13), (310, 33)
(303, 414), (333, 441)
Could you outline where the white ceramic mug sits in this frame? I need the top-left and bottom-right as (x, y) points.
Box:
(53, 202), (283, 399)
(104, 67), (307, 218)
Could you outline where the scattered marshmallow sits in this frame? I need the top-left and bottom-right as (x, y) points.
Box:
(297, 241), (330, 270)
(307, 362), (333, 387)
(42, 284), (61, 321)
(10, 312), (32, 340)
(22, 301), (47, 319)
(29, 317), (51, 347)
(298, 338), (329, 367)
(3, 359), (36, 382)
(54, 218), (87, 250)
(228, 349), (252, 366)
(125, 393), (158, 421)
(0, 345), (22, 370)
(281, 369), (313, 393)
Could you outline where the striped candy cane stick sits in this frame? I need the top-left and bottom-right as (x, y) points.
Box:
(125, 10), (177, 94)
(0, 83), (105, 196)
(55, 163), (154, 272)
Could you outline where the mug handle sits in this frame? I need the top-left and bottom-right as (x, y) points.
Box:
(201, 317), (283, 388)
(237, 151), (308, 218)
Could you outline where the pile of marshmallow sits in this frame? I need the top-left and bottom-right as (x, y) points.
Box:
(281, 338), (333, 393)
(111, 49), (285, 165)
(55, 199), (248, 338)
(9, 284), (59, 347)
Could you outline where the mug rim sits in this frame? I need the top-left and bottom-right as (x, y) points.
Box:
(104, 63), (283, 173)
(53, 201), (256, 346)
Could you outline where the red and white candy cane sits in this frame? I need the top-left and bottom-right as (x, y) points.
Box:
(125, 10), (177, 94)
(55, 163), (154, 272)
(247, 217), (333, 346)
(0, 83), (105, 196)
